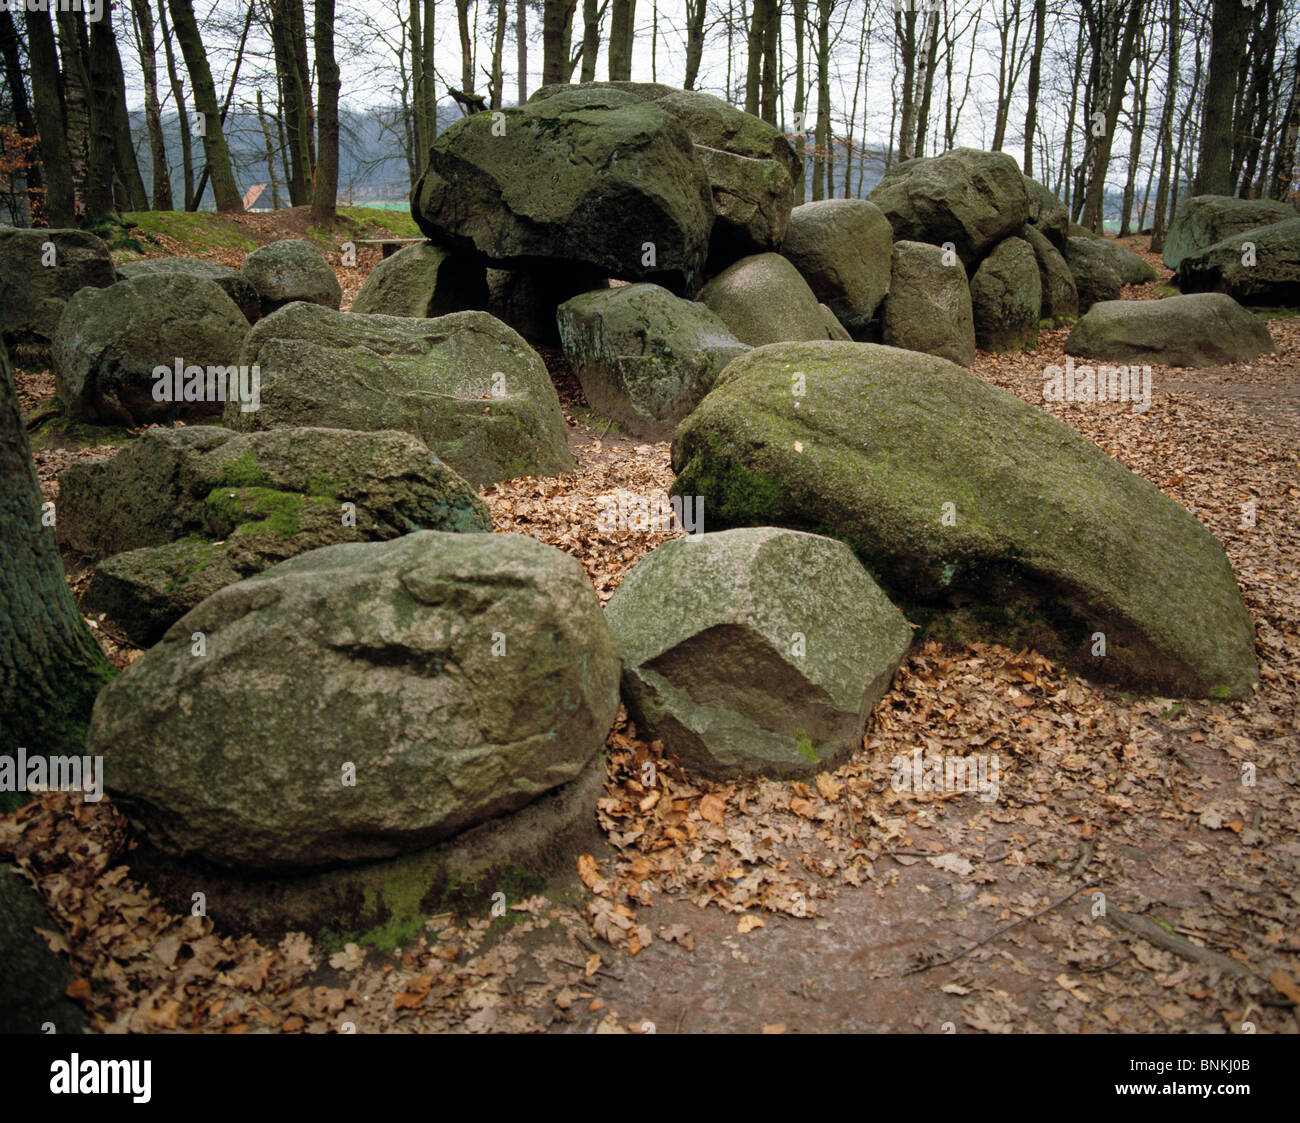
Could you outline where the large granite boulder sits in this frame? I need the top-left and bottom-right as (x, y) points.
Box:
(350, 241), (487, 318)
(1177, 217), (1300, 306)
(779, 199), (894, 337)
(60, 425), (490, 644)
(240, 238), (342, 316)
(1163, 195), (1296, 271)
(699, 253), (847, 346)
(0, 226), (116, 346)
(969, 236), (1041, 352)
(556, 283), (749, 440)
(1064, 293), (1273, 368)
(670, 341), (1258, 698)
(412, 87), (714, 293)
(88, 531), (621, 871)
(606, 528), (911, 779)
(1066, 237), (1125, 311)
(0, 865), (84, 1034)
(881, 240), (976, 365)
(1023, 176), (1069, 251)
(53, 273), (251, 426)
(1069, 231), (1158, 285)
(530, 81), (800, 263)
(867, 148), (1029, 267)
(1023, 224), (1079, 323)
(222, 302), (573, 485)
(117, 256), (261, 323)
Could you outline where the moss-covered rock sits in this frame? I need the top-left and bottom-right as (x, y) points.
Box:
(1023, 224), (1078, 323)
(239, 238), (342, 316)
(670, 341), (1258, 698)
(700, 253), (847, 346)
(606, 528), (911, 779)
(557, 283), (749, 440)
(0, 865), (84, 1034)
(1065, 293), (1273, 367)
(0, 226), (116, 347)
(412, 87), (714, 293)
(1023, 176), (1069, 251)
(350, 241), (487, 318)
(89, 531), (621, 871)
(1066, 237), (1125, 312)
(1177, 217), (1300, 306)
(970, 236), (1041, 352)
(53, 273), (250, 426)
(117, 256), (261, 322)
(1163, 195), (1296, 271)
(881, 240), (976, 365)
(222, 302), (573, 485)
(867, 148), (1029, 268)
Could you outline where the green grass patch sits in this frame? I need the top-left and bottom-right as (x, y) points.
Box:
(120, 210), (259, 256)
(27, 397), (136, 450)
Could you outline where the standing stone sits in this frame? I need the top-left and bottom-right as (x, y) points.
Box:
(606, 528), (911, 779)
(0, 226), (116, 346)
(780, 199), (894, 337)
(1023, 224), (1079, 323)
(350, 242), (487, 318)
(88, 531), (621, 870)
(240, 239), (343, 316)
(969, 236), (1041, 352)
(881, 240), (976, 366)
(557, 284), (749, 440)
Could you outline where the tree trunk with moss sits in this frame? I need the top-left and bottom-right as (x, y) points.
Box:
(0, 341), (113, 796)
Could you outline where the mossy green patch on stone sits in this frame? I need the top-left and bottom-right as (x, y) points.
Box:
(203, 485), (317, 539)
(214, 451), (271, 489)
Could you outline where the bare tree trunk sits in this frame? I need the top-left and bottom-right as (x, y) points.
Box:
(22, 9), (75, 225)
(457, 0), (475, 94)
(131, 0), (174, 211)
(760, 0), (779, 125)
(157, 0), (193, 209)
(105, 15), (149, 211)
(1193, 0), (1251, 196)
(256, 88), (282, 210)
(1120, 26), (1151, 235)
(1023, 0), (1046, 176)
(812, 0), (832, 196)
(1150, 0), (1180, 251)
(913, 9), (940, 159)
(684, 0), (706, 89)
(517, 0), (528, 102)
(609, 0), (635, 80)
(0, 11), (44, 222)
(311, 0), (340, 224)
(1082, 0), (1144, 233)
(492, 0), (509, 106)
(1271, 46), (1300, 201)
(581, 0), (601, 81)
(55, 11), (91, 209)
(894, 9), (916, 164)
(544, 0), (578, 83)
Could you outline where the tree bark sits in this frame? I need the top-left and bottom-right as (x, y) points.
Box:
(609, 0), (635, 81)
(1150, 0), (1180, 251)
(0, 10), (48, 223)
(105, 16), (149, 211)
(1081, 0), (1145, 233)
(1193, 0), (1252, 196)
(83, 16), (118, 214)
(168, 0), (243, 212)
(0, 339), (112, 767)
(517, 0), (528, 103)
(791, 0), (807, 204)
(812, 0), (831, 196)
(256, 88), (281, 210)
(492, 0), (509, 107)
(157, 0), (194, 210)
(311, 0), (340, 225)
(684, 0), (706, 89)
(543, 0), (577, 84)
(131, 0), (174, 211)
(1023, 0), (1046, 176)
(580, 0), (601, 82)
(457, 0), (475, 94)
(1271, 45), (1300, 201)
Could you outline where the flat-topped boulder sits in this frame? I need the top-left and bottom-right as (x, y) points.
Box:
(606, 527), (911, 779)
(556, 283), (749, 440)
(0, 226), (116, 346)
(1065, 293), (1273, 368)
(117, 256), (261, 322)
(1163, 195), (1296, 270)
(530, 81), (799, 263)
(671, 341), (1258, 698)
(867, 148), (1029, 268)
(1177, 217), (1300, 306)
(88, 531), (621, 871)
(240, 238), (342, 316)
(413, 87), (714, 293)
(779, 199), (893, 337)
(221, 302), (573, 485)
